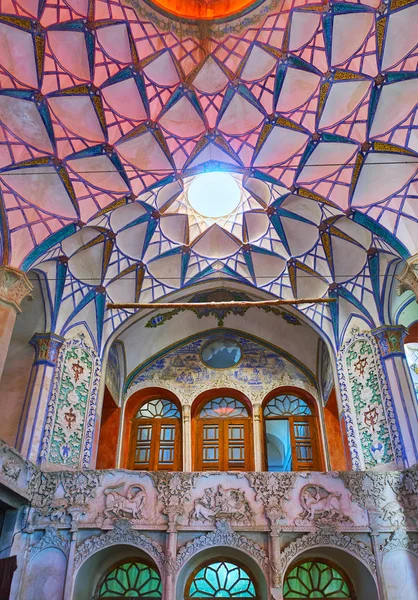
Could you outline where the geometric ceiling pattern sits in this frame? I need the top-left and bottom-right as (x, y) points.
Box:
(0, 0), (417, 352)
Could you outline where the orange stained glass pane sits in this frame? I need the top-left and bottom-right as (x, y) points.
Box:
(149, 0), (257, 20)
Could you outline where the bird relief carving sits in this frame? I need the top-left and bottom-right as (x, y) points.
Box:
(190, 484), (254, 525)
(294, 484), (352, 528)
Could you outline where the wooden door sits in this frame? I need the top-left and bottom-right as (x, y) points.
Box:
(289, 417), (320, 471)
(129, 418), (181, 471)
(195, 418), (253, 471)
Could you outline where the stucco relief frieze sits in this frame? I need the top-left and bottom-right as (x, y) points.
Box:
(280, 531), (376, 574)
(101, 482), (147, 522)
(152, 471), (200, 515)
(74, 520), (165, 571)
(294, 484), (353, 529)
(190, 484), (254, 526)
(175, 519), (269, 572)
(243, 472), (299, 522)
(28, 525), (70, 558)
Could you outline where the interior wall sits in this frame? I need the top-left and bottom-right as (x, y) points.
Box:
(0, 273), (45, 446)
(323, 389), (348, 471)
(96, 386), (120, 470)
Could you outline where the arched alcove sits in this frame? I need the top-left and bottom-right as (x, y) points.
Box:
(176, 546), (269, 600)
(73, 544), (163, 600)
(285, 546), (378, 600)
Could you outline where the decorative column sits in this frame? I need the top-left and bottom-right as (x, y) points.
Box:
(266, 508), (283, 600)
(182, 404), (192, 471)
(0, 266), (33, 381)
(164, 507), (178, 600)
(373, 325), (418, 467)
(397, 258), (418, 299)
(369, 530), (388, 600)
(253, 403), (263, 471)
(17, 332), (65, 462)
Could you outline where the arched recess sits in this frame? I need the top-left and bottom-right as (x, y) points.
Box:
(176, 546), (269, 600)
(282, 543), (378, 600)
(262, 387), (325, 472)
(191, 388), (254, 471)
(121, 387), (182, 471)
(73, 544), (163, 600)
(0, 270), (46, 446)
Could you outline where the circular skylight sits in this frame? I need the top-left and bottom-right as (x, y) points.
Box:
(188, 172), (241, 218)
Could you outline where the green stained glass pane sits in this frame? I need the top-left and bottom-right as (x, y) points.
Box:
(187, 561), (256, 598)
(97, 562), (162, 598)
(283, 561), (351, 599)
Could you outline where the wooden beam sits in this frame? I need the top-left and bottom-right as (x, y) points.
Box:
(106, 297), (336, 310)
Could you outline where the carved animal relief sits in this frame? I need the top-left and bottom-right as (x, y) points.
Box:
(190, 485), (254, 525)
(99, 482), (147, 524)
(295, 484), (352, 528)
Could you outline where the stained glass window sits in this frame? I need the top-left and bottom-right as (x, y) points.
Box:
(136, 399), (180, 419)
(283, 561), (352, 598)
(199, 397), (248, 418)
(96, 561), (162, 598)
(186, 561), (257, 598)
(264, 395), (312, 417)
(405, 343), (418, 401)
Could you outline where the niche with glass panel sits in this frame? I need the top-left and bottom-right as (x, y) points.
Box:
(263, 392), (322, 471)
(194, 395), (254, 471)
(128, 399), (182, 471)
(185, 559), (259, 599)
(283, 559), (356, 598)
(95, 558), (162, 598)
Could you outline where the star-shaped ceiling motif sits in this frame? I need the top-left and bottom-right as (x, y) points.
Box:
(0, 0), (417, 350)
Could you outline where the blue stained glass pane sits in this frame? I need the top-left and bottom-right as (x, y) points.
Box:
(187, 561), (256, 598)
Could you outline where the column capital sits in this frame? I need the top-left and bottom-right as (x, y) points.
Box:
(372, 325), (408, 358)
(0, 266), (33, 313)
(29, 332), (65, 365)
(397, 257), (418, 301)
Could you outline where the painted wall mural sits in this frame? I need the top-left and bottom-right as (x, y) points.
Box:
(40, 335), (101, 469)
(128, 332), (314, 400)
(338, 331), (402, 471)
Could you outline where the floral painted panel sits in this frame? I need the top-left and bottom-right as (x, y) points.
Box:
(344, 337), (395, 469)
(405, 343), (418, 401)
(41, 337), (100, 468)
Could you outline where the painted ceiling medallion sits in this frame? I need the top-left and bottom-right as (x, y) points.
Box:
(188, 172), (241, 219)
(145, 0), (259, 20)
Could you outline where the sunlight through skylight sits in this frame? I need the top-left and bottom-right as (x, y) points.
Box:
(188, 172), (241, 218)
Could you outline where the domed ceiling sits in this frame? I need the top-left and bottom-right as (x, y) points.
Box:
(0, 0), (417, 351)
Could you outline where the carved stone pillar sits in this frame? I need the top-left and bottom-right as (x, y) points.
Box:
(373, 325), (418, 467)
(17, 332), (65, 463)
(370, 531), (388, 600)
(182, 404), (192, 471)
(266, 508), (283, 600)
(0, 266), (33, 381)
(63, 509), (84, 600)
(164, 507), (178, 600)
(253, 403), (263, 471)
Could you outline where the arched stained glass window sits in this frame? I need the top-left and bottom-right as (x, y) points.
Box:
(185, 560), (258, 598)
(136, 399), (180, 419)
(199, 397), (248, 418)
(128, 398), (181, 471)
(96, 560), (162, 598)
(264, 395), (312, 417)
(283, 560), (353, 598)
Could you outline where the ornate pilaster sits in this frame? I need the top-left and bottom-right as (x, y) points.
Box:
(253, 403), (263, 471)
(0, 266), (33, 381)
(266, 508), (283, 599)
(182, 404), (192, 471)
(17, 333), (65, 463)
(372, 325), (418, 467)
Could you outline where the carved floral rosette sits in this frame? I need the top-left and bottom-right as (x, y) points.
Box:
(39, 336), (101, 468)
(336, 330), (404, 470)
